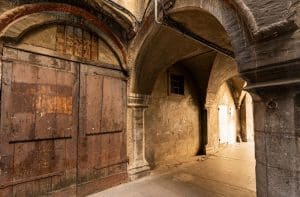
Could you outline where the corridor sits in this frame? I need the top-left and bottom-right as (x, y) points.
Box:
(90, 143), (256, 197)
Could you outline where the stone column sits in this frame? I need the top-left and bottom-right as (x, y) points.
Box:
(127, 93), (150, 180)
(244, 67), (300, 196)
(205, 104), (219, 154)
(235, 105), (242, 142)
(245, 94), (255, 142)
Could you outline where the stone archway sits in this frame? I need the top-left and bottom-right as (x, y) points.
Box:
(127, 0), (254, 179)
(0, 2), (129, 67)
(0, 3), (130, 196)
(127, 0), (300, 192)
(129, 0), (256, 94)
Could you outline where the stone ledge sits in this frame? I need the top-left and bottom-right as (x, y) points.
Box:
(128, 93), (150, 108)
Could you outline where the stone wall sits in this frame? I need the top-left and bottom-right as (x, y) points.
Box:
(112, 0), (149, 21)
(240, 92), (254, 142)
(205, 54), (238, 153)
(144, 65), (200, 167)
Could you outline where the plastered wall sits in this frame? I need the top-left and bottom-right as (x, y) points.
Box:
(144, 65), (200, 167)
(207, 82), (237, 150)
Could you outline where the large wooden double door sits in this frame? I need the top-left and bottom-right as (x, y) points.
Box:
(0, 47), (127, 196)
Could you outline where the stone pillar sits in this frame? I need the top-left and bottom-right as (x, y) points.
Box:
(235, 106), (242, 142)
(205, 105), (216, 155)
(205, 104), (219, 154)
(245, 94), (255, 142)
(244, 68), (300, 196)
(127, 93), (150, 180)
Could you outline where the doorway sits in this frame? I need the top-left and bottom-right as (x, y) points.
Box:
(0, 46), (127, 196)
(218, 105), (229, 144)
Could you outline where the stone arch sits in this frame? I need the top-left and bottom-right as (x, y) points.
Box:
(0, 3), (130, 196)
(205, 54), (239, 108)
(0, 2), (129, 70)
(129, 0), (255, 95)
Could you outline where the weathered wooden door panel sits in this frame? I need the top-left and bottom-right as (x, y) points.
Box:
(0, 49), (79, 196)
(0, 47), (127, 196)
(101, 77), (125, 133)
(77, 64), (127, 196)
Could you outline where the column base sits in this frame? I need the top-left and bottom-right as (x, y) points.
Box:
(128, 163), (150, 181)
(205, 145), (219, 155)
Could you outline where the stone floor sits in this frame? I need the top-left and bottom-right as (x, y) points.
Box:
(89, 142), (256, 197)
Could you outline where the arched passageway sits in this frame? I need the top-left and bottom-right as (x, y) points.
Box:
(126, 2), (256, 195)
(142, 58), (256, 171)
(126, 1), (300, 196)
(128, 2), (246, 163)
(1, 1), (300, 197)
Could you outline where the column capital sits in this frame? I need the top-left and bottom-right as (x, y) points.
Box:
(128, 93), (150, 108)
(242, 59), (300, 92)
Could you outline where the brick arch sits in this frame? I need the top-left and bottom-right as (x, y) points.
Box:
(0, 3), (128, 67)
(129, 0), (255, 94)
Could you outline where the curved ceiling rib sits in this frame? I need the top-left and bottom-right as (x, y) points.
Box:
(89, 0), (139, 39)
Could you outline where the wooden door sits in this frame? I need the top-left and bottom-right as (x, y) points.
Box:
(0, 47), (127, 196)
(218, 105), (229, 144)
(0, 50), (79, 196)
(77, 64), (127, 196)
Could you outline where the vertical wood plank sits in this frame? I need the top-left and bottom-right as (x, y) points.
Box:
(91, 35), (98, 61)
(101, 77), (124, 132)
(74, 28), (83, 57)
(0, 61), (13, 196)
(55, 25), (65, 54)
(82, 31), (91, 59)
(65, 26), (74, 56)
